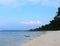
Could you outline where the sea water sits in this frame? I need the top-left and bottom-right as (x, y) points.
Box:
(0, 31), (43, 46)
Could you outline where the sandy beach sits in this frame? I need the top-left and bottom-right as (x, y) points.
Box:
(21, 31), (60, 46)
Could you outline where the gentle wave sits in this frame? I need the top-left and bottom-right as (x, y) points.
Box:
(0, 31), (43, 46)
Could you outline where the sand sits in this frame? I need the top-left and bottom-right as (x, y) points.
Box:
(21, 31), (60, 46)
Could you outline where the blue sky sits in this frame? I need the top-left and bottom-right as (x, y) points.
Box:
(0, 0), (60, 30)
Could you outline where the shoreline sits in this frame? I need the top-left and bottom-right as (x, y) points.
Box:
(21, 31), (60, 46)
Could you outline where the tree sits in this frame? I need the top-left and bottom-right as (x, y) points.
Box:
(30, 7), (60, 31)
(49, 7), (60, 30)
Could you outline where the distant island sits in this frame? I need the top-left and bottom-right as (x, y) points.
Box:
(29, 7), (60, 31)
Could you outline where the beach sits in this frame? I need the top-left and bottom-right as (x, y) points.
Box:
(21, 31), (60, 46)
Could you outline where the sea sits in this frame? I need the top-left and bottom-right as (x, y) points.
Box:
(0, 30), (43, 46)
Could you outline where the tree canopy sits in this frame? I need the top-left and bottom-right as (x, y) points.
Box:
(30, 7), (60, 31)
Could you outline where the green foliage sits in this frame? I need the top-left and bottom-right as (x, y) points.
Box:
(30, 7), (60, 31)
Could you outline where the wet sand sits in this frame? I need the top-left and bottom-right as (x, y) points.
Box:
(21, 31), (60, 46)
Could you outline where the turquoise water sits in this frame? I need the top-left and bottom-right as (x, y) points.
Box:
(0, 31), (43, 46)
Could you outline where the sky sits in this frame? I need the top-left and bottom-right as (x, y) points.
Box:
(0, 0), (60, 30)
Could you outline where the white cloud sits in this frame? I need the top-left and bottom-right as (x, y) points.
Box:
(20, 21), (44, 25)
(0, 0), (60, 8)
(40, 0), (60, 7)
(25, 0), (60, 7)
(27, 0), (41, 4)
(0, 0), (26, 8)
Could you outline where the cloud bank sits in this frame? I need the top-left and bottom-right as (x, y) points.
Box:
(20, 21), (44, 25)
(0, 0), (60, 8)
